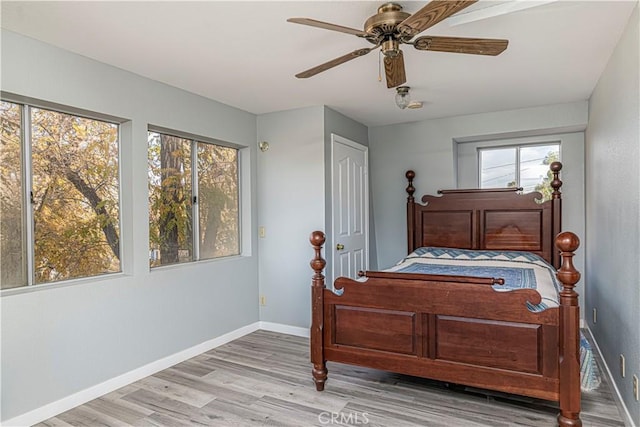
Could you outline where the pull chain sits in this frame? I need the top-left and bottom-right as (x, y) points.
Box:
(378, 50), (382, 82)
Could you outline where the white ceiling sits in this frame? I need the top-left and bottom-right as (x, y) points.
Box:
(1, 1), (636, 127)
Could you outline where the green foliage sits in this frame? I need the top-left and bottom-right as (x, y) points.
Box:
(0, 101), (27, 288)
(147, 133), (239, 266)
(148, 133), (192, 266)
(0, 101), (121, 287)
(197, 142), (238, 259)
(534, 151), (560, 202)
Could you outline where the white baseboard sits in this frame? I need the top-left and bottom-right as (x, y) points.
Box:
(2, 321), (310, 426)
(258, 321), (309, 338)
(5, 323), (632, 427)
(1, 322), (262, 427)
(584, 327), (636, 427)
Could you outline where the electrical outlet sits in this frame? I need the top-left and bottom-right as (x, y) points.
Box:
(633, 375), (639, 401)
(620, 354), (625, 378)
(592, 307), (597, 323)
(260, 295), (266, 306)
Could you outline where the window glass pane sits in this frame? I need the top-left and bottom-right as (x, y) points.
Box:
(148, 132), (192, 267)
(31, 108), (120, 284)
(520, 144), (560, 199)
(480, 147), (516, 188)
(1, 101), (27, 289)
(197, 142), (239, 259)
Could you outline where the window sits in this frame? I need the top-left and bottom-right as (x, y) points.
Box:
(1, 100), (121, 289)
(479, 143), (560, 200)
(148, 130), (239, 267)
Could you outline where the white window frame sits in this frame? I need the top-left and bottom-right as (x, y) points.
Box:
(455, 136), (561, 190)
(1, 95), (124, 289)
(147, 126), (242, 268)
(477, 142), (560, 190)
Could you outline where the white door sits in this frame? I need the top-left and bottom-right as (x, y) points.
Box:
(331, 134), (369, 282)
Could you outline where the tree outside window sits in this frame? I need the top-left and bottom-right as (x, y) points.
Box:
(148, 131), (239, 267)
(1, 100), (121, 289)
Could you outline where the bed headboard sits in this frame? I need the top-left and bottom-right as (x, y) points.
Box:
(406, 162), (563, 268)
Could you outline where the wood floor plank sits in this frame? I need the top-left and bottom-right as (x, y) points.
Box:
(135, 376), (217, 408)
(34, 417), (75, 427)
(121, 388), (211, 425)
(55, 405), (131, 427)
(38, 330), (625, 427)
(140, 411), (196, 427)
(154, 368), (261, 406)
(203, 369), (347, 413)
(169, 359), (217, 378)
(200, 397), (294, 426)
(84, 398), (152, 425)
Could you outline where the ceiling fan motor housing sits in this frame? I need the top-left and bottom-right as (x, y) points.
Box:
(364, 2), (411, 57)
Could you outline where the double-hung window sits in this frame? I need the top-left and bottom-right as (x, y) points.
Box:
(147, 130), (239, 267)
(479, 143), (560, 200)
(1, 100), (121, 289)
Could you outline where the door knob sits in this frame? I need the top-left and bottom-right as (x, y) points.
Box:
(336, 243), (344, 250)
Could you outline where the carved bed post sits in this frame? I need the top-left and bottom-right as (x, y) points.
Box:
(406, 170), (416, 253)
(309, 231), (327, 391)
(550, 161), (563, 269)
(555, 231), (581, 427)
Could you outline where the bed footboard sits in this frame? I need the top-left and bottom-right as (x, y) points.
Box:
(309, 230), (581, 427)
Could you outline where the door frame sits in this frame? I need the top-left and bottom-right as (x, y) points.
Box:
(330, 133), (369, 285)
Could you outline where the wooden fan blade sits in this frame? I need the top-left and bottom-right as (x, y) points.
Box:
(414, 36), (508, 56)
(287, 18), (369, 37)
(384, 51), (407, 88)
(295, 47), (376, 79)
(399, 0), (478, 36)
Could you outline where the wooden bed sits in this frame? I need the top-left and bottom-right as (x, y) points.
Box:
(309, 161), (583, 426)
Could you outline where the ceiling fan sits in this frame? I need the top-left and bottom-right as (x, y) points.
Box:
(288, 0), (509, 88)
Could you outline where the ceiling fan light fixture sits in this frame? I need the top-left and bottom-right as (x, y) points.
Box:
(395, 85), (411, 109)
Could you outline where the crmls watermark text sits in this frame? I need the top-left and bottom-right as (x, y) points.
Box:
(318, 411), (370, 425)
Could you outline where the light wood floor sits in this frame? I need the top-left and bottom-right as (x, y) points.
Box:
(38, 330), (625, 427)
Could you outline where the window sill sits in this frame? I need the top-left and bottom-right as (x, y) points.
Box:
(149, 254), (248, 273)
(0, 271), (127, 297)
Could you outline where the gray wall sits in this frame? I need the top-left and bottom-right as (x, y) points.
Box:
(1, 30), (259, 421)
(256, 106), (369, 328)
(586, 4), (639, 425)
(256, 106), (325, 328)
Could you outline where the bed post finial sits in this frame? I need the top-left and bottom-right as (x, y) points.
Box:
(406, 170), (416, 253)
(310, 231), (326, 278)
(550, 162), (563, 268)
(406, 170), (416, 202)
(556, 232), (580, 294)
(550, 161), (563, 199)
(309, 231), (327, 391)
(555, 231), (582, 427)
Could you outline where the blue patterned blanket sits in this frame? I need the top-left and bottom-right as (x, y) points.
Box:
(390, 247), (560, 312)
